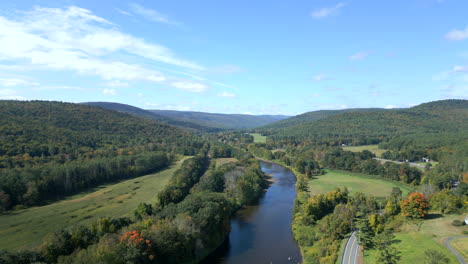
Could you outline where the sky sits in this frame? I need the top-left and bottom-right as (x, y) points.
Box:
(0, 0), (467, 115)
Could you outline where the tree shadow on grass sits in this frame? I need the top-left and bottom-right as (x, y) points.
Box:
(426, 213), (443, 220)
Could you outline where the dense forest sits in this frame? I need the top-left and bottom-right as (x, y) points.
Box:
(0, 101), (207, 210)
(84, 102), (288, 132)
(0, 154), (268, 264)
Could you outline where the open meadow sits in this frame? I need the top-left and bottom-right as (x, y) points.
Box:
(0, 158), (186, 250)
(308, 169), (414, 198)
(363, 214), (468, 263)
(250, 133), (267, 143)
(342, 144), (387, 157)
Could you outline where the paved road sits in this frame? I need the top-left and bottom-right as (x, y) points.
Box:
(342, 231), (359, 264)
(373, 158), (427, 169)
(445, 236), (468, 264)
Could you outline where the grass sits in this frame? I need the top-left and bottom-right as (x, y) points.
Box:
(363, 214), (468, 263)
(215, 158), (238, 168)
(451, 237), (468, 261)
(308, 169), (414, 198)
(342, 144), (386, 158)
(0, 158), (186, 251)
(250, 133), (267, 143)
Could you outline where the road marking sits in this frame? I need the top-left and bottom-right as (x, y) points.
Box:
(347, 233), (357, 264)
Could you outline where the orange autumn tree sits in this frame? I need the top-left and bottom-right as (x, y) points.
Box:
(400, 192), (428, 218)
(119, 230), (156, 263)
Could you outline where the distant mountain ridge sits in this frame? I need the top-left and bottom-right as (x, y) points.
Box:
(149, 109), (289, 130)
(83, 102), (289, 131)
(262, 99), (468, 145)
(261, 108), (387, 129)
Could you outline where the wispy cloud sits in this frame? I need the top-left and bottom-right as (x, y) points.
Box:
(171, 81), (208, 92)
(129, 3), (181, 26)
(349, 51), (370, 61)
(218, 91), (237, 98)
(311, 2), (347, 19)
(208, 64), (244, 74)
(0, 88), (26, 100)
(313, 74), (330, 81)
(445, 26), (468, 41)
(0, 77), (38, 87)
(453, 65), (468, 72)
(102, 88), (117, 95)
(0, 6), (210, 93)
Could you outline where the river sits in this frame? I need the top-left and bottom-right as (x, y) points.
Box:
(202, 160), (302, 264)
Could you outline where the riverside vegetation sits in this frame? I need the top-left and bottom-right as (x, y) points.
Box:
(0, 99), (467, 264)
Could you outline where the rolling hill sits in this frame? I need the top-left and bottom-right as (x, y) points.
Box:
(263, 99), (468, 146)
(84, 102), (289, 131)
(260, 108), (387, 129)
(149, 109), (289, 130)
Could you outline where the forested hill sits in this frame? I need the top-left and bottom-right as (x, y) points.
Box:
(83, 102), (220, 133)
(261, 108), (386, 129)
(0, 100), (208, 210)
(264, 99), (468, 145)
(149, 109), (289, 130)
(0, 100), (204, 166)
(84, 102), (289, 131)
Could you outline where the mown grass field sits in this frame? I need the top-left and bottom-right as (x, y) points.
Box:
(0, 158), (186, 251)
(307, 169), (414, 198)
(363, 214), (468, 263)
(451, 237), (468, 261)
(342, 144), (386, 158)
(250, 133), (267, 143)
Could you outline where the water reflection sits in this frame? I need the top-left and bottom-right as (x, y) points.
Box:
(202, 161), (302, 264)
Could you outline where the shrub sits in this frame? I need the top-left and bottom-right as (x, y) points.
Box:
(451, 220), (465, 227)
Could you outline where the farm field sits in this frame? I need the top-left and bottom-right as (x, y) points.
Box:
(363, 214), (468, 263)
(250, 133), (267, 143)
(0, 158), (186, 250)
(308, 169), (414, 198)
(342, 144), (386, 158)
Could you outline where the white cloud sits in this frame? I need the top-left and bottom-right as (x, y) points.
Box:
(445, 26), (468, 41)
(385, 105), (397, 109)
(171, 81), (208, 92)
(102, 88), (117, 95)
(129, 3), (181, 26)
(311, 2), (347, 19)
(0, 88), (26, 100)
(349, 51), (370, 61)
(106, 80), (129, 87)
(313, 74), (328, 81)
(218, 91), (237, 98)
(453, 65), (468, 72)
(0, 78), (38, 87)
(0, 6), (208, 92)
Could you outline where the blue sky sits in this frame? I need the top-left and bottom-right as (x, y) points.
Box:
(0, 0), (467, 115)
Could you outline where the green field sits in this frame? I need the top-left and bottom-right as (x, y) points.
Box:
(215, 157), (238, 168)
(451, 237), (468, 261)
(342, 144), (386, 158)
(250, 133), (267, 143)
(0, 158), (186, 251)
(363, 214), (468, 263)
(308, 169), (414, 198)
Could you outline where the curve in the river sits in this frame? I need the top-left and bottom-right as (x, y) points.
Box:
(203, 160), (302, 264)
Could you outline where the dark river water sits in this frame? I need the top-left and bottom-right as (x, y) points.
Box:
(202, 161), (302, 264)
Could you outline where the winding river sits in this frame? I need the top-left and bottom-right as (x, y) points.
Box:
(203, 161), (302, 264)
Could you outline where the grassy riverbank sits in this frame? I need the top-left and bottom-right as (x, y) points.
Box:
(0, 158), (186, 250)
